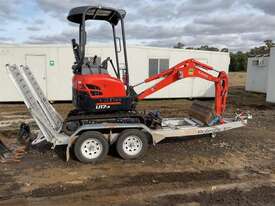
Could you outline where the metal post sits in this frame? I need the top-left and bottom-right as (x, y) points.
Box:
(79, 22), (86, 63)
(121, 19), (129, 86)
(112, 25), (120, 79)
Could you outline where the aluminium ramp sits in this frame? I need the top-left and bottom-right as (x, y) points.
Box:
(21, 65), (63, 131)
(6, 65), (68, 146)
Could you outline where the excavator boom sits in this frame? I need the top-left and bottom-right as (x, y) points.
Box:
(137, 59), (228, 118)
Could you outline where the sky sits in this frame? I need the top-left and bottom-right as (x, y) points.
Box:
(1, 0), (274, 51)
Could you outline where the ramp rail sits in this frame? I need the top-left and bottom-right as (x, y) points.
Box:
(6, 64), (68, 146)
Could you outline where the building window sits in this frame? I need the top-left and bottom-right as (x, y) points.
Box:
(149, 58), (169, 77)
(252, 60), (259, 66)
(252, 58), (266, 67)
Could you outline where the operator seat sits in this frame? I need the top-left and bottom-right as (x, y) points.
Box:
(81, 56), (108, 75)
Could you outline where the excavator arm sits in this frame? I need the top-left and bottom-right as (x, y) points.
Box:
(136, 59), (228, 118)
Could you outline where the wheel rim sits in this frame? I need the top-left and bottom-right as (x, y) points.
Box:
(122, 135), (143, 156)
(80, 138), (103, 160)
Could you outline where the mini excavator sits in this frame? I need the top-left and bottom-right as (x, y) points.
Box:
(63, 6), (228, 133)
(1, 6), (237, 163)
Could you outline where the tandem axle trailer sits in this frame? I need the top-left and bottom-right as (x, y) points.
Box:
(6, 64), (251, 163)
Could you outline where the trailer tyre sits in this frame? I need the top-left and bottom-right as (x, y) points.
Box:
(74, 131), (109, 163)
(116, 129), (148, 160)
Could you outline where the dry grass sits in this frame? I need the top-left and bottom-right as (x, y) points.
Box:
(229, 72), (246, 87)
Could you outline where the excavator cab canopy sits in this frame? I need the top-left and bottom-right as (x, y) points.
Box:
(67, 6), (129, 86)
(68, 6), (126, 25)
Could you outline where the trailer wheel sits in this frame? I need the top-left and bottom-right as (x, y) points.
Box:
(74, 131), (109, 163)
(116, 129), (148, 160)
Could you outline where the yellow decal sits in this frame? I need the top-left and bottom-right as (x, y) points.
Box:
(188, 68), (195, 75)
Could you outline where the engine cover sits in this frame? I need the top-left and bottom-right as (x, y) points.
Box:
(73, 73), (136, 112)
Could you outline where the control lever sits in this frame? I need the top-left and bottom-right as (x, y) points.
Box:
(92, 55), (98, 65)
(101, 57), (110, 67)
(99, 57), (110, 74)
(109, 59), (119, 78)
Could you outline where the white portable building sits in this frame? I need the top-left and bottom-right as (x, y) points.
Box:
(0, 44), (230, 102)
(266, 47), (275, 103)
(245, 56), (269, 93)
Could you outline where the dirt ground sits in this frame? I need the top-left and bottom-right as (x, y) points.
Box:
(1, 72), (275, 206)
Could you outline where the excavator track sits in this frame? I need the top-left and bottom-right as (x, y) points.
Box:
(63, 109), (147, 135)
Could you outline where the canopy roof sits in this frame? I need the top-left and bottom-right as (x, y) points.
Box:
(67, 6), (126, 25)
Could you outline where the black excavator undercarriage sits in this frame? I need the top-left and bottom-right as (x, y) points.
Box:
(63, 110), (162, 135)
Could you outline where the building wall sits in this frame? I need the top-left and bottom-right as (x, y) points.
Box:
(267, 47), (275, 103)
(245, 56), (269, 93)
(128, 47), (229, 99)
(0, 44), (230, 102)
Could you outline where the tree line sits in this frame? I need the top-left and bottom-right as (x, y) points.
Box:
(173, 40), (275, 72)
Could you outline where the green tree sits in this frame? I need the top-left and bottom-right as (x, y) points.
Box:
(186, 47), (195, 50)
(173, 42), (185, 49)
(229, 52), (248, 72)
(248, 40), (274, 56)
(199, 45), (219, 51)
(264, 40), (275, 49)
(221, 48), (229, 52)
(172, 40), (274, 72)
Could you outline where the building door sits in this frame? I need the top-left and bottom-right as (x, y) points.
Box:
(25, 55), (47, 95)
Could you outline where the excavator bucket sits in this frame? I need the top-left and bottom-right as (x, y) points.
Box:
(0, 123), (31, 163)
(188, 101), (216, 125)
